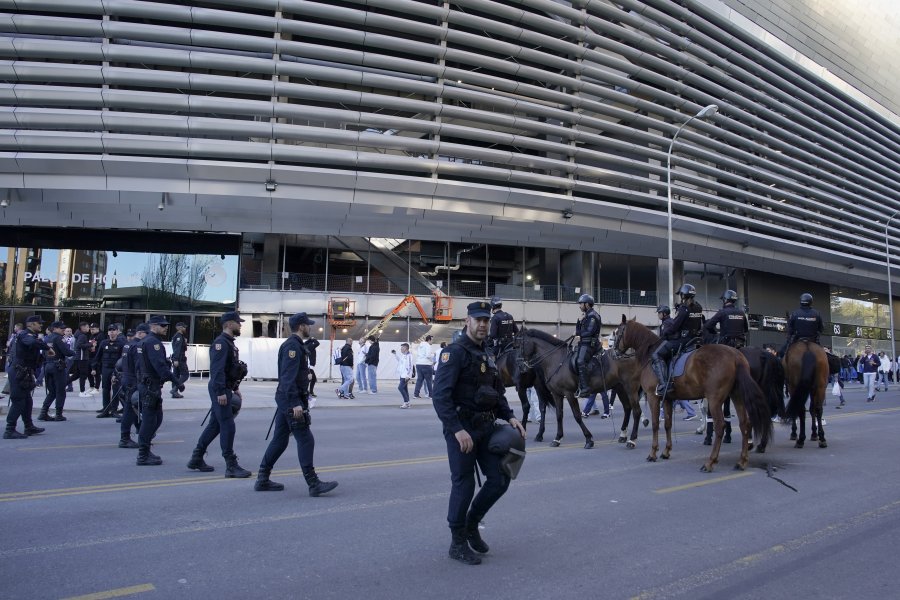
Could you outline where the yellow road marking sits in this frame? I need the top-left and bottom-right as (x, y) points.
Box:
(60, 583), (155, 600)
(653, 471), (755, 494)
(17, 440), (183, 452)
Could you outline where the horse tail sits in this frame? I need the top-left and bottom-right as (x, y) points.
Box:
(734, 360), (772, 447)
(760, 352), (786, 419)
(786, 350), (816, 419)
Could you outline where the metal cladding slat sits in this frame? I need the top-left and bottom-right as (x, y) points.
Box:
(1, 0), (899, 274)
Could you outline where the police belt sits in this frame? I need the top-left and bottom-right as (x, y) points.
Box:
(457, 406), (496, 424)
(579, 336), (598, 345)
(141, 377), (163, 388)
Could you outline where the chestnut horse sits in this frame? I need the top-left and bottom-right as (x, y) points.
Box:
(614, 317), (772, 472)
(783, 340), (830, 448)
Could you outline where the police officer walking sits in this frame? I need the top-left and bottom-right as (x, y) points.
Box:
(781, 293), (824, 356)
(704, 290), (748, 348)
(118, 323), (149, 449)
(187, 312), (251, 478)
(96, 324), (126, 417)
(574, 294), (602, 398)
(254, 312), (337, 496)
(487, 296), (518, 356)
(650, 284), (704, 396)
(135, 316), (175, 465)
(432, 301), (526, 565)
(170, 322), (188, 398)
(4, 315), (48, 439)
(38, 320), (75, 422)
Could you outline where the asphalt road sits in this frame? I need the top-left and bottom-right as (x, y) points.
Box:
(1, 381), (899, 600)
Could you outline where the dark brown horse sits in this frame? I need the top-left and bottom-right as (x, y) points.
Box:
(783, 340), (830, 448)
(494, 343), (553, 430)
(614, 316), (772, 472)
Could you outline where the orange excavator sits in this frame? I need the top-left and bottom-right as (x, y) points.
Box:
(364, 295), (431, 339)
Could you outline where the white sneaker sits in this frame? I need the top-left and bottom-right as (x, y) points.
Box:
(89, 388), (99, 395)
(79, 391), (91, 398)
(400, 402), (410, 409)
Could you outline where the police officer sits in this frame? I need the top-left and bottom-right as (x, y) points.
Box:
(68, 322), (93, 397)
(487, 296), (518, 356)
(38, 321), (75, 422)
(704, 290), (748, 348)
(650, 284), (704, 396)
(87, 323), (102, 394)
(432, 301), (525, 565)
(170, 322), (188, 398)
(135, 316), (175, 465)
(254, 312), (337, 496)
(187, 312), (251, 478)
(95, 324), (126, 417)
(118, 324), (148, 448)
(574, 294), (602, 398)
(783, 293), (824, 355)
(4, 315), (48, 439)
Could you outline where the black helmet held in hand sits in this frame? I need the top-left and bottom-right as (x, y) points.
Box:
(721, 290), (738, 306)
(800, 293), (813, 306)
(677, 284), (696, 299)
(577, 294), (595, 306)
(656, 305), (671, 316)
(488, 423), (526, 480)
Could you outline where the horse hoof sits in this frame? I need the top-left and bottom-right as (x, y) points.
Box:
(646, 456), (657, 462)
(550, 440), (560, 448)
(755, 446), (766, 454)
(794, 441), (804, 449)
(626, 441), (636, 449)
(584, 440), (594, 449)
(811, 433), (818, 441)
(789, 433), (797, 441)
(747, 442), (754, 451)
(700, 465), (711, 472)
(819, 441), (828, 448)
(642, 418), (650, 427)
(734, 464), (746, 471)
(618, 437), (627, 444)
(534, 435), (543, 443)
(661, 453), (670, 460)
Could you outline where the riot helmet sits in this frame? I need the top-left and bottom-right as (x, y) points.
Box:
(677, 284), (696, 300)
(577, 294), (595, 307)
(656, 305), (671, 317)
(490, 295), (503, 309)
(721, 290), (738, 306)
(488, 423), (526, 479)
(800, 293), (813, 307)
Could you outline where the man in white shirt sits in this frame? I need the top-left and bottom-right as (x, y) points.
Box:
(395, 343), (413, 408)
(414, 335), (435, 398)
(355, 337), (370, 393)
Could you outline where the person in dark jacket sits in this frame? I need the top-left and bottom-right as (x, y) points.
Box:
(94, 324), (126, 417)
(650, 284), (703, 396)
(170, 322), (189, 398)
(38, 321), (75, 421)
(5, 316), (49, 439)
(68, 322), (93, 397)
(336, 337), (354, 399)
(364, 336), (380, 394)
(304, 335), (320, 400)
(135, 316), (175, 466)
(574, 294), (602, 398)
(704, 290), (748, 348)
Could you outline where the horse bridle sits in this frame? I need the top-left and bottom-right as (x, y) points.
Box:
(520, 334), (574, 370)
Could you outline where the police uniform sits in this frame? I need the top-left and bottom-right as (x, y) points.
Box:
(432, 301), (522, 565)
(38, 322), (75, 421)
(118, 325), (148, 448)
(95, 326), (126, 416)
(68, 326), (93, 394)
(187, 312), (250, 477)
(136, 316), (175, 465)
(170, 324), (188, 398)
(575, 304), (602, 397)
(4, 316), (48, 439)
(651, 285), (703, 396)
(786, 307), (823, 344)
(487, 305), (518, 355)
(704, 305), (748, 348)
(255, 312), (337, 495)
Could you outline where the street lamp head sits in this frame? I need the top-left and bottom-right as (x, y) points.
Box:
(697, 104), (718, 119)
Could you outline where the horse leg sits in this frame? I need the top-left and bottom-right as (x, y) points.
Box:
(816, 402), (828, 448)
(567, 394), (594, 449)
(701, 400), (726, 472)
(517, 384), (530, 431)
(647, 393), (660, 462)
(618, 404), (630, 443)
(734, 402), (752, 469)
(795, 407), (806, 448)
(661, 397), (674, 460)
(550, 394), (565, 447)
(627, 398), (641, 449)
(790, 417), (798, 441)
(535, 401), (546, 443)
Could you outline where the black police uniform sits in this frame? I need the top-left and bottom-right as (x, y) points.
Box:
(488, 309), (518, 355)
(304, 337), (320, 396)
(5, 327), (49, 438)
(170, 328), (188, 397)
(136, 330), (174, 464)
(432, 304), (517, 564)
(39, 331), (75, 420)
(786, 306), (823, 345)
(118, 334), (143, 447)
(68, 329), (92, 393)
(651, 299), (703, 395)
(187, 330), (250, 476)
(704, 304), (748, 348)
(94, 333), (126, 415)
(88, 330), (102, 389)
(575, 307), (602, 396)
(256, 333), (336, 494)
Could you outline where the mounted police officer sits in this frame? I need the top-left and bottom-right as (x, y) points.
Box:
(781, 293), (823, 355)
(118, 323), (149, 449)
(135, 316), (175, 465)
(704, 290), (748, 348)
(4, 315), (48, 439)
(187, 312), (251, 477)
(651, 284), (704, 396)
(170, 322), (188, 398)
(255, 312), (337, 496)
(38, 320), (75, 422)
(574, 294), (602, 398)
(487, 296), (518, 357)
(95, 324), (126, 417)
(432, 301), (525, 565)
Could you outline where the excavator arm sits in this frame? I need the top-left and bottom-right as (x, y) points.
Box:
(364, 295), (430, 338)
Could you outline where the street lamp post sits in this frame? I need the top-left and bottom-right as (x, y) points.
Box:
(666, 104), (718, 307)
(887, 209), (899, 361)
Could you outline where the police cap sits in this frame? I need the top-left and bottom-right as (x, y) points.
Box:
(467, 301), (492, 319)
(89, 322), (99, 328)
(25, 315), (44, 324)
(175, 322), (187, 328)
(107, 323), (120, 331)
(220, 311), (245, 324)
(147, 315), (169, 326)
(126, 328), (136, 337)
(136, 323), (151, 333)
(288, 312), (316, 330)
(49, 320), (66, 330)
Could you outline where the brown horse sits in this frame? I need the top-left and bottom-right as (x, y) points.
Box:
(614, 316), (772, 472)
(783, 340), (830, 448)
(494, 343), (553, 430)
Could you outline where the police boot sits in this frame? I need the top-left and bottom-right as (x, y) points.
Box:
(449, 528), (481, 565)
(4, 428), (27, 440)
(703, 422), (713, 446)
(651, 358), (671, 397)
(305, 473), (338, 497)
(724, 421), (732, 444)
(37, 409), (52, 421)
(187, 447), (215, 472)
(24, 424), (45, 435)
(254, 469), (285, 492)
(576, 371), (591, 399)
(118, 435), (138, 449)
(224, 452), (252, 478)
(54, 411), (67, 422)
(465, 513), (489, 554)
(136, 447), (162, 466)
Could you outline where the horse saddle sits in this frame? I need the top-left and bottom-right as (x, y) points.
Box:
(671, 346), (699, 379)
(568, 349), (603, 374)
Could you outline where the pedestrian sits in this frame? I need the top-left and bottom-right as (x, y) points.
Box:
(135, 316), (175, 466)
(95, 324), (126, 417)
(877, 352), (890, 391)
(118, 324), (149, 449)
(303, 334), (320, 404)
(170, 322), (189, 398)
(254, 312), (337, 496)
(38, 321), (75, 422)
(355, 336), (369, 393)
(860, 344), (879, 402)
(335, 337), (353, 399)
(414, 335), (435, 398)
(87, 323), (102, 394)
(186, 312), (251, 477)
(396, 343), (413, 408)
(68, 322), (93, 397)
(63, 327), (75, 392)
(364, 335), (379, 394)
(432, 300), (526, 565)
(4, 316), (48, 439)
